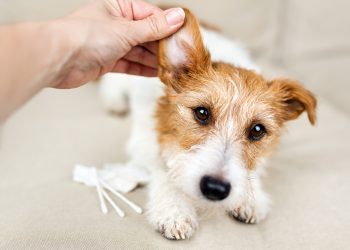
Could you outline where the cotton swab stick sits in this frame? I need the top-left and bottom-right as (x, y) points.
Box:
(93, 168), (108, 214)
(100, 180), (143, 214)
(101, 189), (125, 218)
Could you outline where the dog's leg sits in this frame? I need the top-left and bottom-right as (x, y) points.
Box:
(127, 78), (198, 239)
(147, 172), (198, 240)
(227, 173), (271, 224)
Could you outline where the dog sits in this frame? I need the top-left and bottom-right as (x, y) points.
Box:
(99, 9), (317, 240)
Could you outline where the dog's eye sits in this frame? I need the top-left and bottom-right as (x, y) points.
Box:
(248, 124), (266, 141)
(193, 107), (210, 125)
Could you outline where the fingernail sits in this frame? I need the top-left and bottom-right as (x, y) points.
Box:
(165, 8), (185, 26)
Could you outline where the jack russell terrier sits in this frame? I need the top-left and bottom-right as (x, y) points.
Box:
(99, 9), (317, 240)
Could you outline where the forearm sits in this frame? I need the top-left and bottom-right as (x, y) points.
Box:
(0, 20), (75, 122)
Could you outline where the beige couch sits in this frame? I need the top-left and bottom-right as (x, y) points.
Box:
(1, 0), (349, 249)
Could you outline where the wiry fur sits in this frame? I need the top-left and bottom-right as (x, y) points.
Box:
(99, 9), (317, 240)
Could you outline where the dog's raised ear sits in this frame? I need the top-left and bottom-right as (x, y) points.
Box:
(158, 8), (211, 91)
(269, 78), (317, 125)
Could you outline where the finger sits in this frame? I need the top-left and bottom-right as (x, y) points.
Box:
(131, 0), (162, 20)
(112, 59), (158, 77)
(129, 7), (185, 43)
(141, 41), (158, 55)
(124, 46), (158, 69)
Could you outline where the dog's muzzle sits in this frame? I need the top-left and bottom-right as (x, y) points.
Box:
(200, 175), (231, 201)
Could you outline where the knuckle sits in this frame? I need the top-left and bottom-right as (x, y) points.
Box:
(147, 16), (162, 35)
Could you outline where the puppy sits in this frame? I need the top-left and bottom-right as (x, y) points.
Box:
(99, 9), (317, 240)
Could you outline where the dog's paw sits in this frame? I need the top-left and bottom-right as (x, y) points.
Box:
(228, 205), (258, 224)
(228, 194), (270, 224)
(156, 217), (197, 240)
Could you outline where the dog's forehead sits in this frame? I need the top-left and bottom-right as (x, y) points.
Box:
(180, 63), (273, 108)
(212, 63), (269, 94)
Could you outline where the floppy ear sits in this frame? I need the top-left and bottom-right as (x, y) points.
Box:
(269, 78), (317, 125)
(158, 8), (211, 91)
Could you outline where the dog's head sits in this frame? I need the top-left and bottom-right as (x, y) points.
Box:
(156, 9), (317, 204)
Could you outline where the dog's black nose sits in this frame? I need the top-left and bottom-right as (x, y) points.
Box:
(200, 176), (231, 201)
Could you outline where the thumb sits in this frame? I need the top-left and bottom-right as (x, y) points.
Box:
(130, 8), (185, 44)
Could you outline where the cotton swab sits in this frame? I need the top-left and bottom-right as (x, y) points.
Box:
(93, 168), (108, 214)
(100, 180), (143, 214)
(101, 189), (125, 217)
(73, 164), (146, 217)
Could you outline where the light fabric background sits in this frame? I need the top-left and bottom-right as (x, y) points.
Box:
(0, 0), (349, 249)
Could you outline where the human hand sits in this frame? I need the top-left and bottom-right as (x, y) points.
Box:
(52, 0), (185, 89)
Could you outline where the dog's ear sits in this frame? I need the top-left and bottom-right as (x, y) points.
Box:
(158, 8), (211, 91)
(269, 78), (317, 125)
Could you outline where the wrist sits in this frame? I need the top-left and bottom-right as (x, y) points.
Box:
(42, 18), (83, 88)
(0, 21), (78, 121)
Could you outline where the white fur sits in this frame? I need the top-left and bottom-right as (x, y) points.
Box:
(99, 74), (130, 115)
(99, 28), (269, 239)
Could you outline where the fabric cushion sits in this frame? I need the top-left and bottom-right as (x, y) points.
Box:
(0, 0), (86, 23)
(281, 0), (350, 61)
(150, 0), (282, 56)
(279, 0), (350, 112)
